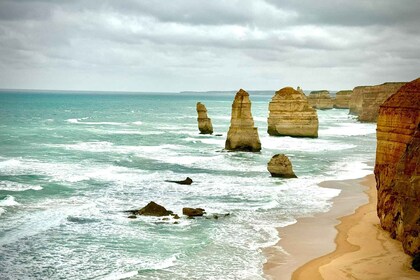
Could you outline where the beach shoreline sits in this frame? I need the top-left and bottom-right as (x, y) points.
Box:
(264, 174), (418, 279)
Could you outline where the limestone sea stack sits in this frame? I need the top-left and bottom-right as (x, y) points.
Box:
(374, 78), (420, 256)
(225, 89), (261, 152)
(196, 102), (213, 134)
(267, 87), (318, 138)
(334, 90), (352, 109)
(267, 154), (297, 178)
(307, 90), (334, 109)
(349, 82), (406, 122)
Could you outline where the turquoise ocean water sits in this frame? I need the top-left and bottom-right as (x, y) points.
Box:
(0, 91), (376, 279)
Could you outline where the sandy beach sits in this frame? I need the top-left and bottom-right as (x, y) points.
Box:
(264, 174), (419, 280)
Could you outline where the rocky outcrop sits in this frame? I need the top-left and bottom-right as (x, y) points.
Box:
(307, 90), (334, 109)
(225, 89), (261, 152)
(349, 82), (406, 122)
(374, 78), (420, 256)
(267, 154), (297, 178)
(196, 102), (213, 134)
(126, 201), (173, 217)
(267, 87), (318, 138)
(183, 207), (206, 217)
(297, 86), (304, 94)
(334, 90), (352, 109)
(165, 177), (193, 185)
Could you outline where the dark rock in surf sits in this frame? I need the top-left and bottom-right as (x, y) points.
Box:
(183, 207), (205, 217)
(125, 201), (173, 217)
(165, 177), (193, 185)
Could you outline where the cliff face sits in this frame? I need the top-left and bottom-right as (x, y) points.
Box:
(334, 90), (352, 109)
(225, 89), (261, 152)
(267, 87), (318, 138)
(375, 78), (420, 256)
(196, 102), (213, 134)
(307, 90), (334, 109)
(350, 82), (406, 122)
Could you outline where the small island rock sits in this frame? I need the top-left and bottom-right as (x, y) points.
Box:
(267, 154), (297, 178)
(183, 207), (205, 217)
(126, 201), (173, 217)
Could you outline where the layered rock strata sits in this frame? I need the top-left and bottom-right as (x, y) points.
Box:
(267, 154), (297, 178)
(267, 87), (318, 138)
(334, 90), (352, 109)
(225, 89), (261, 152)
(307, 90), (334, 109)
(196, 102), (213, 134)
(374, 78), (420, 256)
(349, 82), (406, 122)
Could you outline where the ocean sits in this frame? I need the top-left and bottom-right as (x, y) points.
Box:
(0, 91), (376, 279)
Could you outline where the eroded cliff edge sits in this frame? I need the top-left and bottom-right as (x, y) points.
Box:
(374, 77), (420, 256)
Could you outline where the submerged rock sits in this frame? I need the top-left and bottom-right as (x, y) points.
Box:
(183, 207), (205, 217)
(267, 154), (297, 178)
(267, 87), (318, 138)
(165, 177), (193, 185)
(375, 77), (420, 256)
(126, 201), (173, 217)
(225, 89), (261, 152)
(196, 102), (213, 134)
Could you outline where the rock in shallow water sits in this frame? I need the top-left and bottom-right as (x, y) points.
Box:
(267, 154), (297, 178)
(126, 201), (173, 217)
(183, 207), (205, 217)
(165, 177), (193, 185)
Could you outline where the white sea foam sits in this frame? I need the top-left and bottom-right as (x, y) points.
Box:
(261, 136), (356, 152)
(0, 181), (43, 191)
(320, 122), (376, 137)
(66, 118), (126, 126)
(101, 270), (138, 280)
(0, 208), (5, 216)
(0, 195), (20, 206)
(131, 121), (143, 125)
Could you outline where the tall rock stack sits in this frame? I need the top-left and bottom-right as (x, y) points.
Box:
(334, 90), (352, 109)
(374, 78), (420, 256)
(225, 89), (261, 152)
(307, 90), (334, 109)
(196, 102), (213, 134)
(349, 82), (406, 122)
(267, 87), (318, 138)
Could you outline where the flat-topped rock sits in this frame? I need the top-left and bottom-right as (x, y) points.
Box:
(349, 82), (406, 122)
(374, 78), (420, 256)
(225, 89), (261, 152)
(196, 102), (213, 134)
(307, 90), (334, 109)
(334, 90), (352, 109)
(267, 87), (318, 138)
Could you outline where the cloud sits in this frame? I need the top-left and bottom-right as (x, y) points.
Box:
(0, 0), (418, 91)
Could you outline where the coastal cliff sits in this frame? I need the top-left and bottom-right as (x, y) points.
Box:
(307, 90), (334, 109)
(374, 78), (420, 256)
(196, 102), (213, 134)
(267, 87), (318, 138)
(350, 82), (406, 122)
(225, 89), (261, 152)
(334, 90), (352, 109)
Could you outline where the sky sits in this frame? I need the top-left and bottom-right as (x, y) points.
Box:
(0, 0), (419, 92)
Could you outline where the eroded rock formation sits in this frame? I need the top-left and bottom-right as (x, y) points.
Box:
(267, 87), (318, 138)
(307, 90), (334, 109)
(375, 78), (420, 256)
(225, 89), (261, 152)
(334, 90), (352, 109)
(267, 154), (297, 178)
(196, 102), (213, 134)
(125, 201), (173, 217)
(349, 82), (406, 122)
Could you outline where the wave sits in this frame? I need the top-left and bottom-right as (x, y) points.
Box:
(261, 136), (356, 152)
(101, 270), (138, 280)
(0, 207), (5, 216)
(131, 121), (143, 125)
(0, 181), (43, 192)
(0, 195), (20, 206)
(66, 118), (126, 126)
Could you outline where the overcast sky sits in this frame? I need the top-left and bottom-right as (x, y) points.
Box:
(0, 0), (419, 92)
